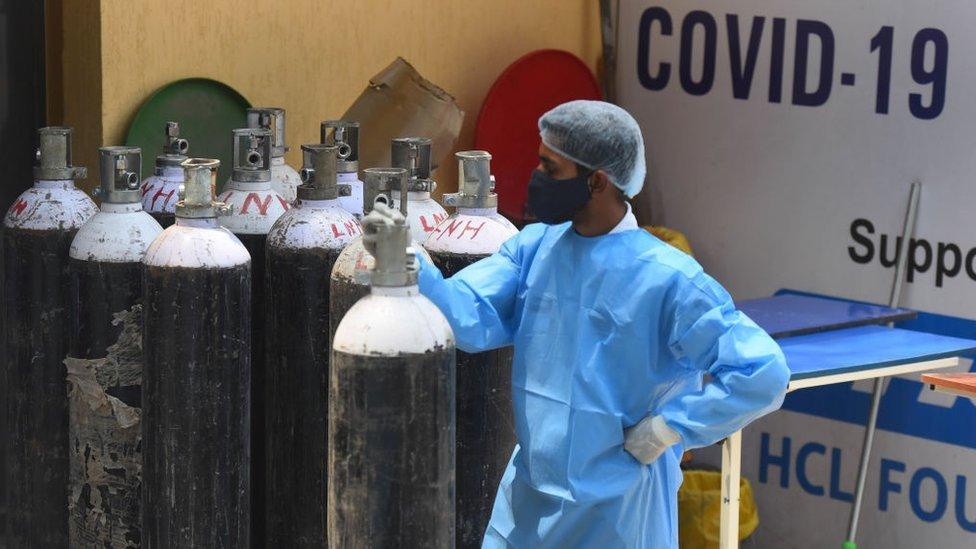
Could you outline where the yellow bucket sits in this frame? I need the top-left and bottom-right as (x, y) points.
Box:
(678, 469), (759, 547)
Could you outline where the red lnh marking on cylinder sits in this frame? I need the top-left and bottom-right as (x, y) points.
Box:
(241, 193), (273, 215)
(140, 181), (152, 196)
(434, 219), (464, 241)
(420, 213), (447, 233)
(435, 219), (487, 241)
(150, 188), (175, 209)
(276, 196), (291, 211)
(11, 199), (28, 216)
(460, 220), (486, 240)
(331, 220), (364, 238)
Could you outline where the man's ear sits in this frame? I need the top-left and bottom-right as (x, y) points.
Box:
(590, 170), (613, 194)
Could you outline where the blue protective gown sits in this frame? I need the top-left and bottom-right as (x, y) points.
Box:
(418, 221), (789, 548)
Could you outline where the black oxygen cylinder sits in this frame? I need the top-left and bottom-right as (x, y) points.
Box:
(66, 146), (162, 546)
(216, 127), (289, 545)
(264, 144), (361, 546)
(141, 158), (252, 547)
(1, 127), (96, 546)
(424, 151), (521, 547)
(329, 197), (456, 548)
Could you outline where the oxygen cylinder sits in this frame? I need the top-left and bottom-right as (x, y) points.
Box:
(66, 146), (161, 545)
(217, 126), (288, 543)
(142, 158), (251, 547)
(1, 126), (96, 546)
(390, 137), (448, 241)
(329, 202), (456, 548)
(264, 144), (361, 546)
(140, 121), (189, 227)
(248, 107), (301, 203)
(423, 150), (519, 547)
(71, 146), (162, 358)
(321, 120), (363, 218)
(329, 168), (433, 343)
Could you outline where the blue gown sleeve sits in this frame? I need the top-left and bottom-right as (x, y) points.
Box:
(657, 272), (790, 449)
(417, 236), (522, 353)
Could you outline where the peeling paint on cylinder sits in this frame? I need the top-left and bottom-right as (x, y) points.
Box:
(66, 305), (144, 548)
(1, 178), (96, 546)
(66, 155), (161, 544)
(69, 203), (163, 359)
(264, 198), (360, 546)
(68, 259), (146, 358)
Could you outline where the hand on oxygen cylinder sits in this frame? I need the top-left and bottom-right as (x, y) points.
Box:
(361, 203), (418, 272)
(623, 415), (681, 465)
(361, 203), (401, 256)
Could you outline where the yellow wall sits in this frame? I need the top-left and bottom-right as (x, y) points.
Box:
(48, 0), (102, 185)
(54, 0), (602, 195)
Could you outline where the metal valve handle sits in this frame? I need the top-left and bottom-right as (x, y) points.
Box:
(96, 146), (142, 203)
(361, 202), (417, 287)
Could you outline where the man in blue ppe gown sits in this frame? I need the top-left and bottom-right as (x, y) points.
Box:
(417, 100), (790, 547)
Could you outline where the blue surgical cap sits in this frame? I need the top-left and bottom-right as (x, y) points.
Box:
(538, 100), (647, 198)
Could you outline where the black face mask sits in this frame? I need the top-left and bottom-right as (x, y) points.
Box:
(527, 169), (592, 224)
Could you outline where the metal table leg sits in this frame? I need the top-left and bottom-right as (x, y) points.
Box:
(719, 430), (743, 549)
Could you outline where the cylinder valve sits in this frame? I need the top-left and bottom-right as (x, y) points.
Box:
(391, 137), (435, 193)
(444, 150), (497, 209)
(247, 107), (288, 157)
(298, 144), (348, 201)
(178, 158), (230, 218)
(320, 120), (360, 173)
(232, 128), (273, 182)
(34, 126), (87, 181)
(361, 202), (416, 287)
(96, 146), (142, 203)
(363, 167), (408, 216)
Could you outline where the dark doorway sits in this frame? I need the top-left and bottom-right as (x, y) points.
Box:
(0, 0), (47, 209)
(0, 0), (47, 533)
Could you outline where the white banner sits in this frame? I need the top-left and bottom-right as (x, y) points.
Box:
(618, 1), (976, 546)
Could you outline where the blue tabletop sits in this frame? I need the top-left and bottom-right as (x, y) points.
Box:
(779, 325), (976, 380)
(737, 294), (916, 339)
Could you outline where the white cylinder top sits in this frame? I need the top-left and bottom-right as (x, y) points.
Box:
(332, 288), (454, 356)
(143, 220), (251, 268)
(3, 180), (97, 230)
(70, 208), (163, 262)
